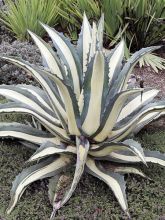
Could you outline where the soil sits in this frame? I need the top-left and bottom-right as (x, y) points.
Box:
(134, 57), (165, 100)
(133, 57), (165, 131)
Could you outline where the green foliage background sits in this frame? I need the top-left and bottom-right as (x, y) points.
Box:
(0, 0), (165, 49)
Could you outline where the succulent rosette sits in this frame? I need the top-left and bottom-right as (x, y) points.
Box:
(0, 14), (165, 218)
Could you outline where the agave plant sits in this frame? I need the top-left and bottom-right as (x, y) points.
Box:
(0, 14), (165, 219)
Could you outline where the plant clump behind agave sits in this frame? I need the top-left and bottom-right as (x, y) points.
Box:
(0, 13), (165, 219)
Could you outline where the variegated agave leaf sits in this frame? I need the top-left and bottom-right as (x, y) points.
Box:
(0, 14), (165, 218)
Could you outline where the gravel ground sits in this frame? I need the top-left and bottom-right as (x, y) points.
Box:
(0, 19), (42, 85)
(0, 20), (42, 85)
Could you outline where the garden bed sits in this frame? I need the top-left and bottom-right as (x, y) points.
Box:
(0, 4), (165, 219)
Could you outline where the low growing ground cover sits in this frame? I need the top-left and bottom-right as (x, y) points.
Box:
(0, 112), (164, 219)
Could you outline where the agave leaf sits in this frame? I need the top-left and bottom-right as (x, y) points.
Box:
(13, 34), (68, 130)
(0, 56), (67, 126)
(104, 150), (165, 167)
(0, 122), (59, 145)
(97, 13), (104, 50)
(133, 112), (165, 134)
(17, 84), (53, 111)
(7, 155), (72, 214)
(0, 102), (70, 141)
(89, 139), (146, 165)
(107, 40), (124, 84)
(93, 89), (143, 142)
(108, 46), (161, 97)
(28, 30), (64, 79)
(81, 51), (108, 135)
(49, 74), (81, 136)
(48, 175), (62, 206)
(29, 141), (76, 162)
(48, 174), (72, 204)
(120, 46), (161, 91)
(86, 157), (129, 216)
(77, 12), (92, 73)
(80, 57), (94, 121)
(0, 85), (59, 126)
(41, 23), (83, 99)
(59, 137), (90, 209)
(48, 174), (72, 219)
(117, 89), (159, 122)
(114, 167), (147, 178)
(144, 150), (165, 166)
(19, 140), (38, 150)
(110, 101), (165, 141)
(122, 139), (146, 164)
(89, 22), (97, 61)
(103, 163), (148, 178)
(78, 89), (84, 114)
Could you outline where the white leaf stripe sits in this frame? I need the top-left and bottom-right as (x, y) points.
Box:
(89, 139), (146, 165)
(120, 46), (161, 91)
(133, 112), (161, 134)
(106, 150), (165, 167)
(97, 13), (104, 50)
(116, 102), (165, 129)
(0, 103), (70, 141)
(107, 46), (160, 97)
(110, 102), (165, 141)
(86, 158), (129, 214)
(93, 89), (143, 142)
(106, 164), (148, 178)
(122, 139), (146, 164)
(0, 56), (67, 124)
(77, 12), (92, 73)
(41, 23), (82, 98)
(82, 52), (106, 135)
(89, 22), (97, 61)
(7, 155), (71, 214)
(28, 30), (63, 78)
(117, 89), (159, 122)
(60, 137), (90, 207)
(29, 141), (76, 161)
(50, 74), (81, 135)
(17, 85), (52, 111)
(0, 123), (59, 145)
(0, 85), (59, 125)
(108, 40), (124, 84)
(144, 150), (165, 166)
(78, 90), (84, 114)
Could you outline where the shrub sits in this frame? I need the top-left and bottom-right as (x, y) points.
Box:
(0, 0), (60, 40)
(123, 0), (165, 50)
